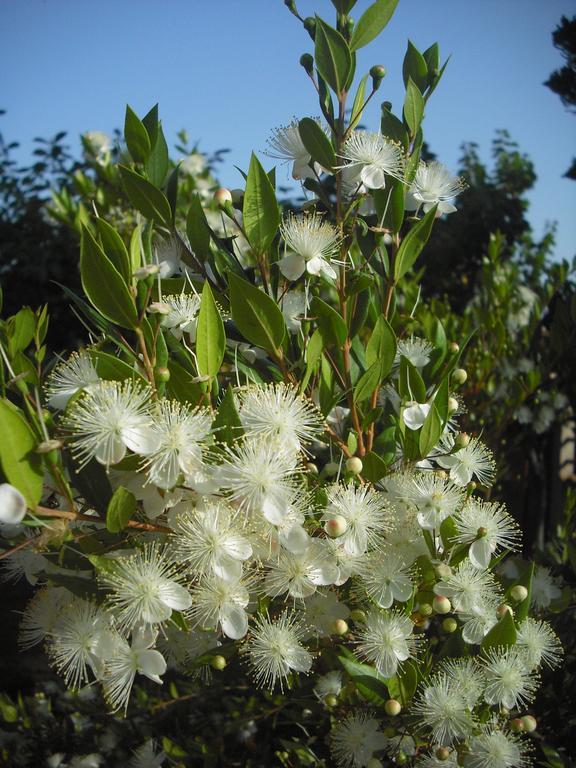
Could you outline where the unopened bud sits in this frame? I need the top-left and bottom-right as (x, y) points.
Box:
(210, 655), (227, 671)
(454, 432), (470, 449)
(134, 264), (159, 279)
(332, 619), (349, 636)
(433, 595), (452, 614)
(324, 515), (348, 539)
(147, 301), (171, 315)
(370, 65), (386, 90)
(448, 397), (459, 413)
(510, 585), (528, 603)
(442, 617), (458, 633)
(324, 461), (339, 477)
(324, 694), (338, 708)
(435, 747), (451, 761)
(299, 53), (314, 76)
(452, 368), (468, 385)
(510, 718), (525, 733)
(418, 602), (433, 617)
(434, 563), (452, 579)
(521, 715), (537, 733)
(214, 187), (233, 207)
(434, 469), (448, 479)
(305, 462), (319, 475)
(346, 456), (363, 475)
(384, 699), (401, 717)
(155, 367), (171, 383)
(396, 751), (407, 765)
(496, 603), (513, 618)
(36, 439), (63, 454)
(283, 0), (299, 16)
(448, 342), (460, 354)
(350, 609), (366, 623)
(303, 16), (316, 39)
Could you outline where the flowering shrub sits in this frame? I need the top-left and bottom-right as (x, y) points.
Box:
(0, 1), (568, 766)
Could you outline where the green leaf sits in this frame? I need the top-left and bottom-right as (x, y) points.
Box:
(381, 104), (409, 150)
(423, 43), (440, 80)
(481, 610), (517, 649)
(350, 0), (399, 51)
(373, 179), (405, 233)
(243, 153), (279, 254)
(433, 375), (450, 427)
(80, 226), (138, 329)
(228, 273), (286, 354)
(166, 360), (204, 405)
(403, 77), (425, 136)
(124, 105), (151, 163)
(366, 315), (396, 374)
(419, 403), (442, 456)
(129, 225), (142, 274)
(186, 195), (212, 260)
(310, 296), (347, 347)
(0, 399), (43, 509)
(362, 451), (388, 483)
(331, 0), (357, 12)
(394, 204), (438, 280)
(8, 308), (36, 356)
(354, 360), (382, 402)
(338, 655), (390, 706)
(212, 386), (244, 447)
(298, 118), (336, 172)
(65, 456), (113, 515)
(314, 17), (352, 94)
(349, 74), (368, 131)
(119, 165), (172, 226)
(196, 282), (225, 378)
(402, 40), (428, 91)
(399, 356), (427, 402)
(106, 486), (136, 533)
(95, 218), (131, 285)
(439, 516), (458, 549)
(146, 122), (169, 188)
(141, 103), (159, 147)
(89, 350), (144, 382)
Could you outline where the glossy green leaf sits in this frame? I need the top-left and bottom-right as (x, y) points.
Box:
(212, 386), (244, 447)
(362, 451), (388, 483)
(228, 273), (286, 354)
(402, 40), (428, 91)
(419, 403), (442, 456)
(124, 105), (151, 163)
(423, 43), (440, 80)
(106, 486), (137, 533)
(0, 399), (43, 509)
(394, 204), (438, 280)
(129, 225), (142, 274)
(186, 195), (212, 260)
(146, 121), (169, 188)
(373, 178), (405, 233)
(196, 282), (225, 378)
(89, 350), (144, 382)
(243, 153), (279, 254)
(366, 315), (396, 374)
(166, 360), (205, 405)
(314, 17), (352, 94)
(403, 77), (425, 136)
(353, 360), (382, 402)
(349, 0), (399, 51)
(95, 218), (131, 285)
(8, 308), (36, 356)
(399, 356), (427, 402)
(142, 103), (159, 147)
(80, 226), (138, 329)
(481, 610), (517, 649)
(349, 74), (368, 131)
(298, 118), (336, 171)
(381, 104), (409, 150)
(310, 296), (347, 347)
(119, 165), (172, 225)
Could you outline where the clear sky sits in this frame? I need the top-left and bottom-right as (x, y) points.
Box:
(2, 0), (575, 263)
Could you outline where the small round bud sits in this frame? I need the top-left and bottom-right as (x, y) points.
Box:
(433, 595), (452, 615)
(366, 759), (383, 768)
(452, 368), (468, 385)
(454, 432), (470, 449)
(36, 438), (63, 454)
(384, 699), (401, 717)
(442, 617), (458, 633)
(214, 187), (233, 207)
(345, 456), (363, 475)
(332, 619), (349, 636)
(510, 718), (525, 733)
(369, 64), (386, 90)
(434, 563), (452, 579)
(324, 461), (340, 477)
(434, 469), (448, 479)
(299, 53), (314, 76)
(521, 715), (537, 733)
(418, 602), (433, 617)
(448, 342), (460, 354)
(301, 708), (313, 719)
(210, 655), (227, 671)
(134, 264), (159, 279)
(467, 481), (477, 492)
(324, 515), (348, 538)
(303, 16), (316, 39)
(350, 609), (367, 623)
(396, 751), (407, 765)
(448, 397), (459, 413)
(510, 585), (528, 603)
(305, 462), (319, 475)
(496, 603), (513, 618)
(155, 367), (171, 383)
(476, 526), (488, 538)
(324, 694), (338, 708)
(436, 747), (451, 761)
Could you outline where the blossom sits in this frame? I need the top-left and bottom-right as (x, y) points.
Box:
(465, 726), (531, 768)
(480, 647), (539, 709)
(403, 401), (431, 430)
(264, 540), (338, 599)
(459, 594), (500, 644)
(434, 561), (501, 614)
(304, 591), (351, 637)
(396, 337), (434, 370)
(45, 351), (100, 410)
(439, 658), (485, 709)
(160, 292), (202, 341)
(517, 617), (563, 670)
(98, 544), (192, 634)
(356, 608), (421, 677)
(412, 674), (474, 745)
(0, 483), (27, 524)
(280, 290), (307, 333)
(435, 436), (495, 487)
(330, 712), (387, 768)
(356, 548), (413, 608)
(339, 130), (405, 190)
(189, 573), (252, 640)
(453, 500), (521, 569)
(266, 118), (325, 180)
(405, 161), (466, 214)
(19, 586), (69, 650)
(324, 483), (391, 556)
(314, 670), (344, 700)
(245, 611), (312, 691)
(530, 565), (562, 610)
(279, 213), (339, 281)
(407, 473), (465, 530)
(129, 740), (166, 768)
(64, 380), (156, 467)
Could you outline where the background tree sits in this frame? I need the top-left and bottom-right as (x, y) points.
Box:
(544, 15), (576, 180)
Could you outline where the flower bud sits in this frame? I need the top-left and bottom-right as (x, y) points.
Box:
(332, 619), (349, 636)
(442, 617), (458, 633)
(510, 585), (528, 603)
(418, 602), (433, 617)
(36, 438), (63, 454)
(0, 484), (27, 525)
(147, 301), (171, 315)
(454, 432), (470, 449)
(324, 461), (340, 477)
(214, 187), (233, 207)
(434, 563), (452, 579)
(452, 368), (468, 385)
(284, 0), (299, 16)
(345, 456), (363, 475)
(510, 718), (525, 733)
(134, 264), (159, 279)
(370, 65), (386, 90)
(384, 699), (401, 716)
(299, 53), (314, 76)
(496, 603), (513, 618)
(305, 462), (319, 475)
(521, 715), (537, 733)
(448, 342), (460, 354)
(350, 609), (366, 623)
(303, 16), (316, 39)
(436, 747), (451, 761)
(324, 515), (348, 538)
(432, 595), (452, 614)
(324, 694), (339, 708)
(155, 367), (171, 383)
(210, 655), (227, 671)
(396, 751), (407, 765)
(448, 397), (459, 413)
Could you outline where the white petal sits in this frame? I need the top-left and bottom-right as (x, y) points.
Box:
(213, 555), (243, 582)
(222, 535), (252, 562)
(158, 580), (192, 611)
(292, 157), (314, 180)
(95, 436), (126, 466)
(285, 646), (312, 673)
(279, 525), (310, 554)
(450, 462), (472, 487)
(262, 495), (288, 525)
(0, 484), (27, 524)
(360, 165), (386, 189)
(392, 578), (413, 603)
(403, 403), (430, 430)
(438, 201), (457, 214)
(318, 259), (338, 280)
(122, 425), (159, 455)
(220, 604), (248, 639)
(279, 253), (306, 281)
(468, 537), (492, 569)
(137, 649), (167, 682)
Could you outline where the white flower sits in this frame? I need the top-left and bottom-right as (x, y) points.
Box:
(434, 561), (501, 614)
(357, 549), (413, 608)
(98, 544), (191, 634)
(330, 712), (387, 768)
(403, 401), (431, 430)
(142, 400), (212, 489)
(266, 118), (325, 180)
(64, 380), (156, 467)
(517, 617), (563, 670)
(405, 161), (466, 214)
(339, 130), (405, 190)
(280, 291), (307, 333)
(180, 152), (206, 176)
(189, 572), (252, 640)
(238, 383), (324, 453)
(129, 740), (165, 768)
(324, 483), (391, 556)
(439, 658), (485, 709)
(245, 611), (312, 691)
(530, 565), (562, 610)
(396, 337), (434, 370)
(453, 500), (521, 568)
(279, 213), (339, 281)
(459, 594), (500, 644)
(304, 591), (351, 637)
(356, 608), (421, 677)
(412, 674), (474, 746)
(19, 586), (69, 650)
(160, 293), (202, 341)
(465, 726), (530, 768)
(171, 500), (252, 581)
(264, 540), (338, 599)
(45, 351), (100, 410)
(0, 483), (27, 524)
(480, 647), (539, 710)
(435, 436), (495, 487)
(408, 473), (465, 530)
(314, 670), (343, 700)
(83, 131), (111, 161)
(153, 236), (185, 278)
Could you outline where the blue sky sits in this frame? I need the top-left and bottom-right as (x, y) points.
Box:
(2, 0), (575, 263)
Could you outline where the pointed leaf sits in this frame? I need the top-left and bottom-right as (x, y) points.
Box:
(298, 118), (336, 172)
(243, 153), (279, 254)
(186, 195), (212, 260)
(146, 122), (169, 188)
(196, 282), (225, 378)
(124, 105), (151, 163)
(350, 0), (399, 51)
(106, 486), (137, 533)
(314, 17), (352, 94)
(481, 610), (517, 649)
(403, 77), (425, 136)
(95, 218), (131, 285)
(212, 386), (244, 447)
(119, 165), (172, 225)
(0, 400), (43, 509)
(228, 273), (286, 354)
(394, 204), (437, 280)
